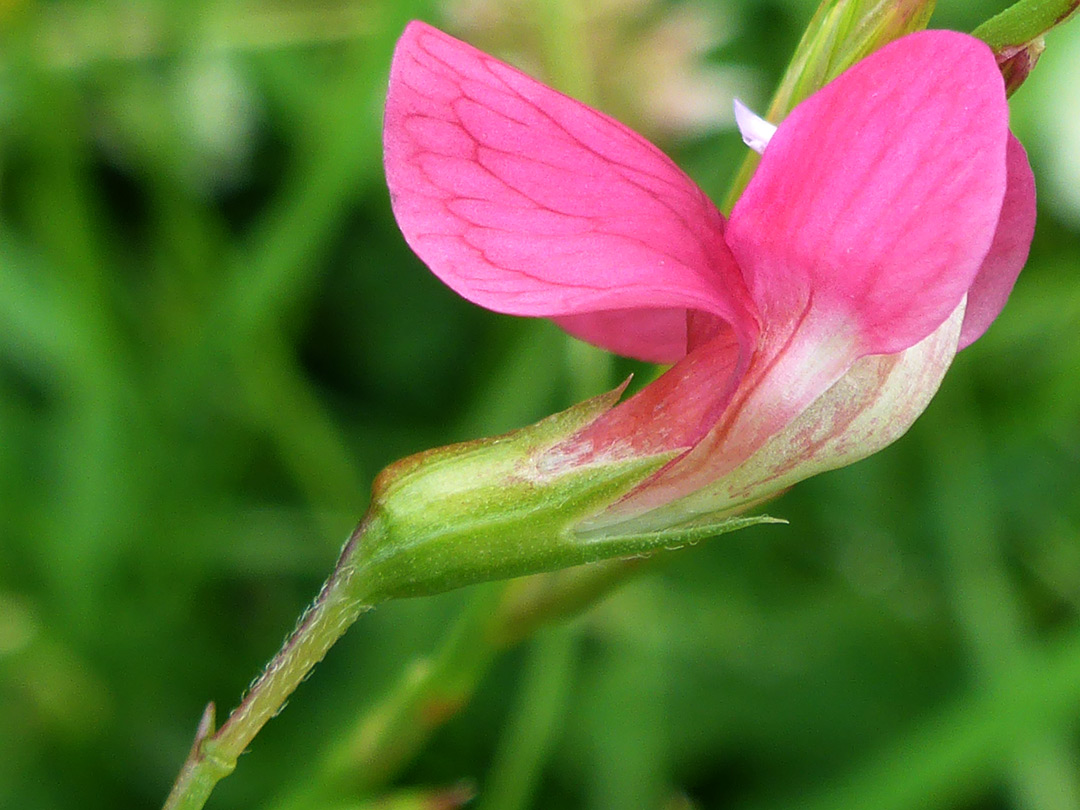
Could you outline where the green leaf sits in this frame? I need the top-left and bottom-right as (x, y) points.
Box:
(973, 0), (1080, 94)
(973, 0), (1080, 49)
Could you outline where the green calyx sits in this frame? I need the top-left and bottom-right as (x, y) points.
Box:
(338, 387), (777, 602)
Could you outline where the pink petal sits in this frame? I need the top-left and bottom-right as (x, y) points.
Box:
(727, 30), (1010, 357)
(587, 300), (967, 532)
(958, 134), (1037, 350)
(384, 22), (758, 360)
(553, 306), (738, 364)
(605, 310), (865, 518)
(558, 325), (746, 463)
(552, 310), (688, 364)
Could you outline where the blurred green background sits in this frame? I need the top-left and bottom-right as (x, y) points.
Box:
(1, 1), (1079, 809)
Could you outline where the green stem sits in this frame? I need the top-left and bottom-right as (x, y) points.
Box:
(488, 558), (649, 648)
(264, 559), (648, 810)
(162, 548), (373, 810)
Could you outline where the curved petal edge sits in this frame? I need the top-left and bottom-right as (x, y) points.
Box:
(958, 134), (1037, 350)
(727, 30), (1010, 357)
(384, 21), (758, 359)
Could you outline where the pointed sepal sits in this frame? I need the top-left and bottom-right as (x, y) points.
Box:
(341, 386), (776, 601)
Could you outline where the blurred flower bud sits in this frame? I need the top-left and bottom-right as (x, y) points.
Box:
(996, 39), (1045, 95)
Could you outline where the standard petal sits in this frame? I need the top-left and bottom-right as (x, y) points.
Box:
(958, 134), (1037, 350)
(727, 30), (1009, 357)
(384, 22), (758, 359)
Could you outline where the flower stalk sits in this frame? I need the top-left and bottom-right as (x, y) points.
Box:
(162, 393), (774, 810)
(162, 565), (373, 810)
(264, 558), (653, 810)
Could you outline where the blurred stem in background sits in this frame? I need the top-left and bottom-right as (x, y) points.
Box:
(722, 0), (937, 210)
(787, 628), (1080, 810)
(722, 0), (1080, 210)
(929, 377), (1080, 810)
(472, 622), (579, 810)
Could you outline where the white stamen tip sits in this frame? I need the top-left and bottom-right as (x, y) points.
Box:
(733, 98), (776, 156)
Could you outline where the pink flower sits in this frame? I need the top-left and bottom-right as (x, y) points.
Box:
(383, 22), (1035, 531)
